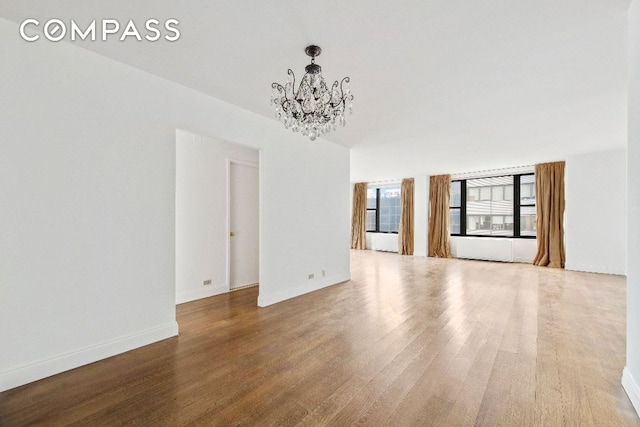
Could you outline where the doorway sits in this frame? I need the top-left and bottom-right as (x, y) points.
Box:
(175, 129), (260, 304)
(228, 160), (259, 290)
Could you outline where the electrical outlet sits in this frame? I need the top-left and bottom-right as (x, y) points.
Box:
(203, 279), (212, 286)
(322, 269), (326, 277)
(308, 273), (314, 280)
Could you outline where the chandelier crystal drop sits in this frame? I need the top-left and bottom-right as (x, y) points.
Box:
(271, 45), (353, 141)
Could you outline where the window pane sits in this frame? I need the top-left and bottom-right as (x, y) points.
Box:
(521, 174), (535, 204)
(379, 187), (401, 232)
(492, 186), (503, 201)
(520, 205), (536, 236)
(450, 208), (460, 234)
(468, 187), (479, 201)
(504, 185), (513, 201)
(489, 215), (513, 236)
(450, 181), (461, 207)
(466, 177), (514, 236)
(366, 210), (376, 232)
(467, 215), (490, 234)
(367, 188), (377, 209)
(480, 187), (491, 201)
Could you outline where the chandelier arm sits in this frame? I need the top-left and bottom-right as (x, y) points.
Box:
(340, 77), (351, 107)
(339, 76), (350, 97)
(271, 82), (286, 117)
(287, 69), (296, 97)
(326, 80), (342, 108)
(272, 82), (287, 104)
(327, 81), (339, 107)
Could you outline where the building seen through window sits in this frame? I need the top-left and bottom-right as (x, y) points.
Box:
(366, 186), (401, 233)
(519, 174), (536, 236)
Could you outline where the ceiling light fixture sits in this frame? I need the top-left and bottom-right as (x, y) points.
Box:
(271, 45), (353, 141)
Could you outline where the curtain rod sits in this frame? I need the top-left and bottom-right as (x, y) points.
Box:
(451, 164), (534, 180)
(366, 179), (402, 186)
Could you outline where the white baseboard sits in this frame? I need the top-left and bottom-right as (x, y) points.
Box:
(0, 321), (179, 392)
(176, 283), (227, 304)
(623, 367), (640, 416)
(413, 250), (427, 257)
(565, 262), (626, 276)
(257, 273), (350, 307)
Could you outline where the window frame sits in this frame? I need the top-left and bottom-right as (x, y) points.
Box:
(366, 186), (400, 234)
(450, 173), (536, 239)
(517, 173), (536, 237)
(366, 188), (380, 233)
(449, 180), (465, 235)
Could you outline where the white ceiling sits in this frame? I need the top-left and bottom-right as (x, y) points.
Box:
(1, 0), (631, 180)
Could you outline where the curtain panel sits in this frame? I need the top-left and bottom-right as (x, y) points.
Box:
(533, 161), (566, 268)
(428, 174), (452, 258)
(398, 178), (415, 255)
(351, 182), (368, 250)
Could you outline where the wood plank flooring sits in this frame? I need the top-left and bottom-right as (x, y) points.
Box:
(1, 250), (639, 426)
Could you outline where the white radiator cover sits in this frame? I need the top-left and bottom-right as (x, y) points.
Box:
(366, 233), (399, 253)
(364, 234), (536, 261)
(451, 236), (537, 263)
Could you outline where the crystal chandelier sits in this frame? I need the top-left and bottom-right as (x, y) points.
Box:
(271, 45), (353, 141)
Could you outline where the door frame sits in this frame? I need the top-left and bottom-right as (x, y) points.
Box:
(226, 158), (259, 291)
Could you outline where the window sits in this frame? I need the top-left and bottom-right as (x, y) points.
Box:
(366, 185), (401, 233)
(366, 188), (377, 231)
(449, 181), (462, 234)
(519, 174), (536, 236)
(450, 173), (535, 238)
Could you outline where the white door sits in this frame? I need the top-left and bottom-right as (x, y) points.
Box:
(229, 162), (259, 289)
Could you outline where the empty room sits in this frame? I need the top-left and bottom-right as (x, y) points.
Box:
(2, 0), (640, 425)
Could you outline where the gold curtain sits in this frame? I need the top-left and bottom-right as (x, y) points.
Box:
(398, 178), (415, 255)
(351, 182), (368, 250)
(533, 161), (565, 268)
(428, 175), (452, 258)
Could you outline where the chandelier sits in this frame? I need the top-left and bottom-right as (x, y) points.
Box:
(271, 45), (353, 141)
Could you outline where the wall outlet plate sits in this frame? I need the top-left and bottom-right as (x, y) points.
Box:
(308, 274), (314, 279)
(203, 279), (212, 286)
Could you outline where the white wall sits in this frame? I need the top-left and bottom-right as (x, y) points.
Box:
(0, 17), (350, 391)
(414, 175), (429, 256)
(175, 130), (258, 304)
(258, 137), (350, 306)
(565, 148), (627, 275)
(623, 0), (640, 415)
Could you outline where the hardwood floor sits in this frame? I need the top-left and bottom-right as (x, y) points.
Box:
(1, 250), (639, 426)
